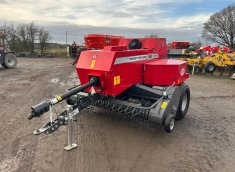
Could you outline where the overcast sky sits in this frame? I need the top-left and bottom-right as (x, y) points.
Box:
(0, 0), (234, 44)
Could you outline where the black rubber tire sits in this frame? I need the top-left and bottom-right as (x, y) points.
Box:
(2, 53), (17, 68)
(128, 39), (142, 50)
(164, 114), (175, 133)
(175, 84), (190, 120)
(204, 61), (216, 73)
(1, 62), (7, 68)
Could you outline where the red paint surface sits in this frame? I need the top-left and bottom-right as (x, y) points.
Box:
(77, 37), (188, 96)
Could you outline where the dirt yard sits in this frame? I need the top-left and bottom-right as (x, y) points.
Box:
(0, 58), (234, 172)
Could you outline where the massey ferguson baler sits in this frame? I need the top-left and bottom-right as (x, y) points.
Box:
(28, 38), (190, 150)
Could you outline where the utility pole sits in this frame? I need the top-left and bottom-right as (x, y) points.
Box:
(66, 31), (67, 45)
(66, 31), (69, 58)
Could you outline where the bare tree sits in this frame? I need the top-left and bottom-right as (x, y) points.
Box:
(38, 27), (53, 55)
(191, 40), (202, 49)
(202, 4), (235, 50)
(17, 24), (29, 51)
(27, 22), (38, 52)
(6, 24), (19, 51)
(1, 22), (53, 53)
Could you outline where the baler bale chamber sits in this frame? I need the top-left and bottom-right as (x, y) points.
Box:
(28, 37), (190, 150)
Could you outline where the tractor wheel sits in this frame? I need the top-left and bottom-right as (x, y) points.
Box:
(164, 114), (175, 133)
(2, 53), (17, 69)
(175, 84), (190, 120)
(204, 61), (216, 73)
(1, 61), (7, 68)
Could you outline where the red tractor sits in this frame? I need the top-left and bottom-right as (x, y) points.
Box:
(28, 37), (190, 150)
(0, 32), (17, 69)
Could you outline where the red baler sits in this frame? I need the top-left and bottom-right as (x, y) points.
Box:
(28, 37), (190, 150)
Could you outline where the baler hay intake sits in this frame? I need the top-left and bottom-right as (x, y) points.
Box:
(28, 37), (190, 150)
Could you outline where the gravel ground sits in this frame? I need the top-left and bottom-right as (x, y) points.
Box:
(0, 58), (234, 172)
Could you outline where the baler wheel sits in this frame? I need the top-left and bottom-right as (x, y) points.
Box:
(164, 114), (175, 133)
(204, 61), (216, 73)
(175, 84), (190, 120)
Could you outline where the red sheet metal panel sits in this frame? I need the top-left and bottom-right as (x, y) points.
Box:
(144, 59), (189, 86)
(77, 38), (183, 97)
(77, 49), (157, 96)
(119, 38), (167, 58)
(84, 34), (122, 49)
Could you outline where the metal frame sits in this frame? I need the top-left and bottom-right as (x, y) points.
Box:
(32, 83), (185, 149)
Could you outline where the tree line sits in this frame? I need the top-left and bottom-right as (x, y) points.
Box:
(0, 22), (52, 54)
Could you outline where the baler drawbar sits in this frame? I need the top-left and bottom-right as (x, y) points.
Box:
(28, 37), (190, 150)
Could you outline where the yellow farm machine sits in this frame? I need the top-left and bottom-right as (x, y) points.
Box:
(168, 43), (235, 76)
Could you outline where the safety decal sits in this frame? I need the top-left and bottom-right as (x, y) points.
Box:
(161, 101), (168, 109)
(56, 96), (62, 101)
(90, 60), (96, 68)
(180, 68), (186, 76)
(114, 76), (121, 85)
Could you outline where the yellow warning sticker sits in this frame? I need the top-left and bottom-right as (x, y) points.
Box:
(161, 101), (168, 109)
(90, 60), (96, 68)
(114, 76), (117, 85)
(114, 75), (121, 85)
(56, 96), (62, 101)
(116, 76), (120, 84)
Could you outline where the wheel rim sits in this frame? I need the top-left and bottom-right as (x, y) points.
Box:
(169, 118), (174, 131)
(6, 56), (16, 66)
(181, 93), (188, 112)
(208, 65), (214, 72)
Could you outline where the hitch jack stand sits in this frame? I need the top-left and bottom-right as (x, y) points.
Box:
(64, 105), (77, 151)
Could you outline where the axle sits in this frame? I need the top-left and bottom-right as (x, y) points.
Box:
(27, 77), (99, 120)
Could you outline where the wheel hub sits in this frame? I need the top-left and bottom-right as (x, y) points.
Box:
(181, 93), (188, 112)
(208, 65), (214, 72)
(6, 56), (16, 66)
(169, 118), (174, 131)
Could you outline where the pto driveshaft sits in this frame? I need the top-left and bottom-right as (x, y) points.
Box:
(27, 77), (99, 120)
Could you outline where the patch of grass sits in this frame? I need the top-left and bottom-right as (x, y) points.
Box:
(46, 48), (68, 58)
